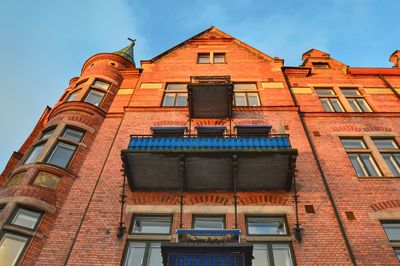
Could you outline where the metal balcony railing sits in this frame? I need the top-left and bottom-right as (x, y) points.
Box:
(127, 134), (292, 152)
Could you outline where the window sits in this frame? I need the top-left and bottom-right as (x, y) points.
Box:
(341, 88), (372, 112)
(193, 216), (225, 229)
(39, 128), (55, 140)
(46, 142), (77, 168)
(315, 88), (344, 112)
(234, 83), (260, 106)
(197, 52), (226, 64)
(61, 128), (84, 142)
(23, 143), (45, 164)
(246, 216), (288, 236)
(83, 79), (110, 107)
(341, 138), (381, 177)
(66, 89), (81, 102)
(124, 215), (171, 266)
(162, 84), (188, 107)
(33, 172), (61, 190)
(7, 172), (25, 188)
(253, 243), (294, 266)
(0, 232), (29, 266)
(198, 53), (210, 63)
(382, 221), (400, 242)
(131, 216), (171, 234)
(123, 242), (162, 266)
(213, 53), (226, 63)
(84, 89), (105, 107)
(312, 62), (330, 68)
(1, 206), (43, 265)
(45, 127), (84, 168)
(372, 139), (400, 176)
(9, 207), (43, 230)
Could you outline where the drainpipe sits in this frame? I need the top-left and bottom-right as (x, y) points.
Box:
(378, 75), (400, 98)
(282, 69), (357, 266)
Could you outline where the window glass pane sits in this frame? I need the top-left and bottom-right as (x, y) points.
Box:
(24, 143), (45, 164)
(162, 93), (176, 107)
(198, 53), (210, 63)
(234, 83), (257, 91)
(329, 98), (345, 112)
(148, 243), (162, 266)
(320, 98), (333, 112)
(11, 208), (41, 229)
(124, 242), (146, 266)
(382, 223), (400, 241)
(194, 217), (224, 229)
(272, 244), (294, 266)
(347, 98), (362, 112)
(247, 217), (287, 235)
(92, 80), (110, 90)
(166, 84), (187, 91)
(0, 233), (28, 266)
(84, 89), (105, 106)
(66, 90), (80, 102)
(213, 53), (226, 63)
(356, 98), (372, 112)
(341, 139), (366, 149)
(373, 139), (398, 149)
(62, 128), (84, 142)
(348, 154), (368, 177)
(132, 216), (171, 234)
(383, 154), (400, 176)
(176, 93), (188, 107)
(252, 244), (270, 266)
(46, 142), (76, 168)
(395, 248), (400, 261)
(360, 153), (381, 176)
(341, 88), (360, 96)
(247, 93), (260, 106)
(7, 172), (25, 187)
(33, 172), (61, 190)
(315, 88), (335, 95)
(234, 93), (247, 106)
(40, 128), (55, 140)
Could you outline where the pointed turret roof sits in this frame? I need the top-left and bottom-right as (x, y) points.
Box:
(114, 38), (136, 66)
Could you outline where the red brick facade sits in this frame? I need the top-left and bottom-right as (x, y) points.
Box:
(1, 27), (399, 265)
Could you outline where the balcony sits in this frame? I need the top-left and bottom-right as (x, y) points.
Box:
(121, 134), (297, 191)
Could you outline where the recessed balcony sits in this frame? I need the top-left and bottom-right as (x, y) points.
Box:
(121, 134), (298, 192)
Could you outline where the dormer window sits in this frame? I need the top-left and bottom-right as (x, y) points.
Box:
(312, 62), (330, 68)
(197, 53), (210, 63)
(197, 52), (226, 64)
(213, 53), (226, 63)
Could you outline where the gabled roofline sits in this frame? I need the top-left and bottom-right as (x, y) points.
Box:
(142, 26), (274, 64)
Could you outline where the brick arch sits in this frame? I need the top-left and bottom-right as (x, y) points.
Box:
(331, 125), (393, 132)
(130, 193), (179, 205)
(194, 120), (227, 126)
(186, 195), (231, 206)
(152, 121), (187, 127)
(370, 200), (400, 211)
(238, 195), (288, 206)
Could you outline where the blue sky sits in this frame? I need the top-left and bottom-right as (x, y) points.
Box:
(0, 0), (399, 169)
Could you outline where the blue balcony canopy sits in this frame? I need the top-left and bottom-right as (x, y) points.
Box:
(121, 135), (297, 192)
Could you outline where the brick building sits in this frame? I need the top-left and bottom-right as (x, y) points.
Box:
(0, 26), (400, 265)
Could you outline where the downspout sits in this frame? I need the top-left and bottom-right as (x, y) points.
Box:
(378, 75), (400, 98)
(282, 69), (357, 266)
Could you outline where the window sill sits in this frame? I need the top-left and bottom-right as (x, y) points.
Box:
(246, 235), (293, 242)
(127, 234), (172, 241)
(2, 224), (44, 239)
(387, 241), (400, 248)
(358, 176), (400, 180)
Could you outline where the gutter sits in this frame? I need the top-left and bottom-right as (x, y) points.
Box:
(282, 68), (357, 266)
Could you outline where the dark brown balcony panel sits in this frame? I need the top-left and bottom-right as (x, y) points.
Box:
(188, 84), (233, 118)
